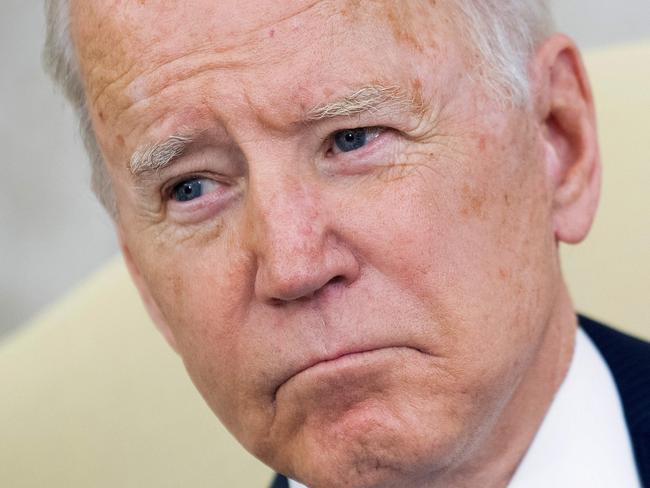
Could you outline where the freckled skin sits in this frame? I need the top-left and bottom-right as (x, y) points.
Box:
(71, 1), (599, 487)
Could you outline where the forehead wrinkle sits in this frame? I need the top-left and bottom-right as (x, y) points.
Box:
(94, 52), (250, 119)
(89, 57), (141, 111)
(306, 84), (424, 121)
(87, 0), (331, 111)
(87, 33), (262, 119)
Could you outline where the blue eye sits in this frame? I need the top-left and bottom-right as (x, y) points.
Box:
(332, 127), (383, 155)
(333, 128), (369, 153)
(172, 179), (204, 202)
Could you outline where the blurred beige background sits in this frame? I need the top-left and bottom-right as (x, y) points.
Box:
(0, 1), (649, 338)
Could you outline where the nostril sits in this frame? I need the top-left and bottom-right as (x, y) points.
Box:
(269, 297), (286, 307)
(327, 275), (346, 287)
(303, 275), (346, 302)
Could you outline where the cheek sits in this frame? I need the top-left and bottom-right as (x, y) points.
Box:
(131, 234), (257, 421)
(338, 130), (555, 365)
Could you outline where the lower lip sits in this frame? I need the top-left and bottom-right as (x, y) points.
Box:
(312, 348), (390, 370)
(278, 346), (422, 395)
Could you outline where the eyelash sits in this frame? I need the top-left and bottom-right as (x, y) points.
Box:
(164, 172), (226, 205)
(166, 173), (203, 198)
(325, 127), (385, 156)
(164, 126), (390, 205)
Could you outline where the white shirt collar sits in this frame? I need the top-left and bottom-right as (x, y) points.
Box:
(508, 327), (640, 487)
(289, 328), (640, 488)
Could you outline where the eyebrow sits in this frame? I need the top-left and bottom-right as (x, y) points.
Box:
(305, 84), (420, 121)
(128, 85), (419, 176)
(129, 134), (194, 177)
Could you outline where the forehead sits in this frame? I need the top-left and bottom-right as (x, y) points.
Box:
(71, 0), (449, 106)
(70, 0), (442, 50)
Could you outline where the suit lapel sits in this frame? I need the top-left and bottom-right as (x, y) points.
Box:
(269, 474), (289, 488)
(580, 315), (650, 487)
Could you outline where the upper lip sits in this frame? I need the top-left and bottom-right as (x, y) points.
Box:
(294, 347), (385, 377)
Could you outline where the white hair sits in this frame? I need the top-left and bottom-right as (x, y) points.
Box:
(450, 0), (555, 102)
(43, 0), (554, 216)
(43, 0), (116, 215)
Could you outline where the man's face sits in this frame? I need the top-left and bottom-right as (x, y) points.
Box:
(73, 1), (566, 486)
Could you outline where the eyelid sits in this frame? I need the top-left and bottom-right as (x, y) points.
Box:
(327, 126), (386, 157)
(170, 177), (217, 202)
(164, 174), (201, 200)
(317, 127), (400, 178)
(163, 172), (227, 199)
(164, 175), (240, 224)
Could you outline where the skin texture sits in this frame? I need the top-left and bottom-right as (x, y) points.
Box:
(70, 1), (601, 487)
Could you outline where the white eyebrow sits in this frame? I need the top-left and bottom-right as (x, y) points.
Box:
(306, 85), (417, 121)
(129, 134), (194, 176)
(128, 86), (416, 175)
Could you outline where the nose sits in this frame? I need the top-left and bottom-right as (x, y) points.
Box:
(245, 173), (358, 304)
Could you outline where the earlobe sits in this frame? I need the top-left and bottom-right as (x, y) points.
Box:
(532, 35), (602, 244)
(119, 232), (180, 353)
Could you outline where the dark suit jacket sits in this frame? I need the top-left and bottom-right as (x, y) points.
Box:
(270, 315), (650, 487)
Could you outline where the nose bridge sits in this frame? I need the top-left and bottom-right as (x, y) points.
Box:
(245, 167), (332, 302)
(251, 168), (320, 249)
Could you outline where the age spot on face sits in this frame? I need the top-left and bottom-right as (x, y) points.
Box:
(171, 273), (184, 300)
(409, 77), (426, 115)
(460, 183), (486, 219)
(384, 5), (423, 53)
(339, 0), (362, 20)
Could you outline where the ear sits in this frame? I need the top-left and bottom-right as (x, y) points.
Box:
(531, 34), (602, 244)
(118, 230), (179, 353)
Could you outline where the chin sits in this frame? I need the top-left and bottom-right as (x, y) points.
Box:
(283, 397), (464, 488)
(261, 349), (478, 487)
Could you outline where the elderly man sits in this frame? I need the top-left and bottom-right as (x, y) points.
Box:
(44, 1), (648, 487)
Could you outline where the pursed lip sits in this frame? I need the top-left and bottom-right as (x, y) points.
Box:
(273, 345), (425, 401)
